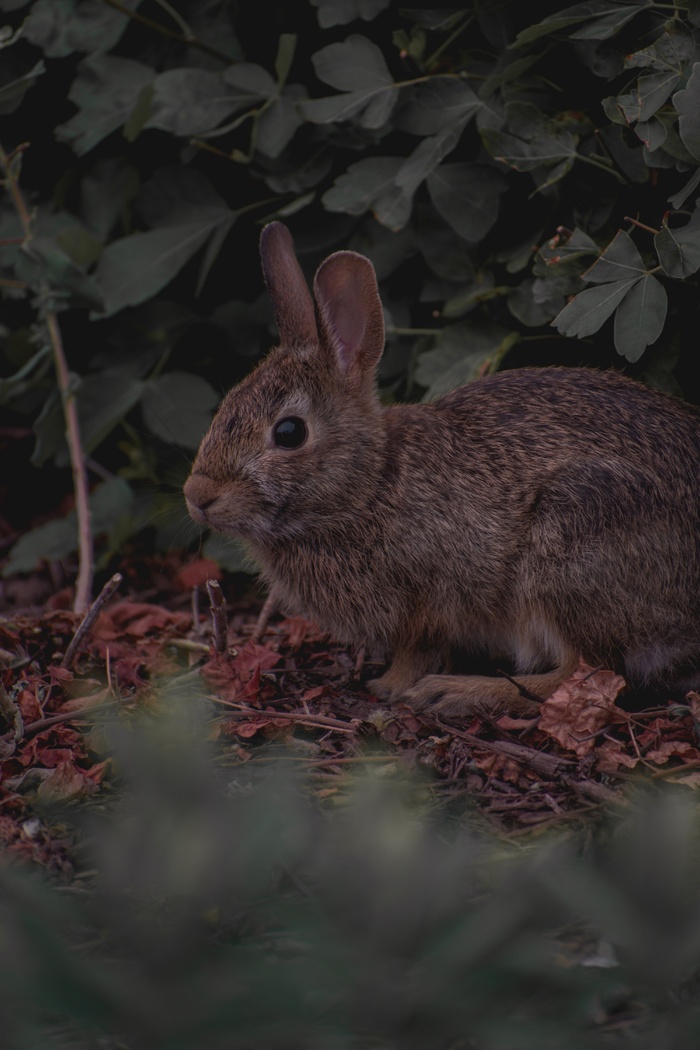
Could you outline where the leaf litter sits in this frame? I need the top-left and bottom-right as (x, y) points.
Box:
(3, 552), (700, 872)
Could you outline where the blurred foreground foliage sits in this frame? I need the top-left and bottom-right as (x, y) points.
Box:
(4, 0), (700, 575)
(2, 696), (700, 1048)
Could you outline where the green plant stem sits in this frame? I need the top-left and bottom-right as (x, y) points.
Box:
(0, 142), (94, 614)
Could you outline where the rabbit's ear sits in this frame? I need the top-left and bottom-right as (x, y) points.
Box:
(259, 222), (318, 346)
(313, 251), (384, 377)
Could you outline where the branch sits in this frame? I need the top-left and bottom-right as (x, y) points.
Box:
(61, 572), (123, 669)
(206, 578), (228, 653)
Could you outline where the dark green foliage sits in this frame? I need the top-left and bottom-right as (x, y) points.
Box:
(3, 696), (700, 1048)
(4, 0), (700, 569)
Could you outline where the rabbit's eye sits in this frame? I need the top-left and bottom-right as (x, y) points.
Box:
(273, 416), (307, 449)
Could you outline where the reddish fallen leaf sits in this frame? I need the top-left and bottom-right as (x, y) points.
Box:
(203, 641), (281, 702)
(596, 740), (640, 774)
(473, 751), (524, 784)
(645, 740), (700, 765)
(36, 761), (99, 802)
(56, 689), (111, 714)
(175, 558), (222, 590)
(93, 601), (190, 641)
(235, 717), (292, 739)
(538, 663), (627, 756)
(16, 688), (43, 723)
(497, 715), (539, 732)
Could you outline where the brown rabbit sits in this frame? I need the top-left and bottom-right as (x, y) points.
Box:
(184, 222), (700, 717)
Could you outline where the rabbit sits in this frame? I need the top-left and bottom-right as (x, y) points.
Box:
(184, 221), (700, 718)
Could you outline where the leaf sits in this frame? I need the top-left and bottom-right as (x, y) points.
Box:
(668, 168), (700, 209)
(0, 60), (45, 116)
(415, 323), (514, 399)
(393, 128), (461, 199)
(135, 167), (230, 227)
(674, 62), (700, 161)
(67, 371), (145, 462)
(24, 0), (135, 58)
(55, 55), (153, 156)
(568, 5), (651, 40)
(141, 372), (220, 448)
(427, 163), (507, 243)
(613, 275), (667, 361)
(625, 25), (695, 72)
(510, 1), (649, 47)
(256, 85), (306, 159)
(481, 103), (579, 173)
(80, 158), (139, 242)
(303, 34), (397, 128)
(655, 211), (700, 277)
(275, 33), (297, 85)
(15, 235), (105, 309)
(94, 218), (231, 317)
(145, 69), (247, 137)
(2, 479), (134, 577)
(322, 157), (403, 216)
(396, 78), (480, 136)
(310, 0), (390, 28)
(551, 279), (638, 339)
(582, 230), (645, 283)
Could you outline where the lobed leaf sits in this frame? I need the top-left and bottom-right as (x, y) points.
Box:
(551, 278), (638, 339)
(655, 211), (700, 278)
(673, 62), (700, 160)
(55, 55), (153, 156)
(427, 163), (507, 243)
(613, 274), (667, 361)
(141, 372), (220, 448)
(582, 230), (645, 283)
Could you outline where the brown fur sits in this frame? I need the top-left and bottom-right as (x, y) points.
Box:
(184, 223), (700, 718)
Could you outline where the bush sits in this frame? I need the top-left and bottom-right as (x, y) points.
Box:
(3, 0), (700, 572)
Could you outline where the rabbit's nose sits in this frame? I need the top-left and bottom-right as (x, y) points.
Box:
(183, 474), (221, 521)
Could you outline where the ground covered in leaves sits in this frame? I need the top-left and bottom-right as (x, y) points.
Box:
(3, 552), (700, 875)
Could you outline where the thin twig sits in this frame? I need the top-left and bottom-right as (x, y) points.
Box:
(191, 585), (204, 636)
(624, 215), (660, 235)
(206, 578), (228, 653)
(251, 589), (278, 642)
(213, 700), (360, 734)
(61, 572), (122, 669)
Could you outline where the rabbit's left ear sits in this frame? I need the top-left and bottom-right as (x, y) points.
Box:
(313, 251), (385, 378)
(259, 222), (318, 347)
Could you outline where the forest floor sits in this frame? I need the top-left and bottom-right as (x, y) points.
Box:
(2, 548), (700, 874)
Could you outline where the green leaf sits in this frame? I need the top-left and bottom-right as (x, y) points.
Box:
(3, 478), (134, 577)
(415, 323), (515, 399)
(396, 78), (480, 136)
(510, 1), (649, 48)
(582, 230), (645, 283)
(24, 0), (135, 58)
(322, 157), (403, 216)
(394, 128), (462, 197)
(673, 62), (700, 161)
(274, 33), (297, 86)
(141, 372), (220, 448)
(0, 60), (45, 116)
(94, 217), (231, 317)
(135, 167), (230, 227)
(303, 34), (397, 128)
(625, 25), (695, 72)
(145, 69), (246, 137)
(427, 163), (507, 243)
(551, 278), (638, 339)
(481, 103), (579, 173)
(15, 235), (104, 309)
(310, 0), (390, 28)
(55, 55), (153, 156)
(655, 212), (700, 278)
(613, 274), (667, 361)
(69, 371), (145, 461)
(80, 158), (139, 242)
(256, 86), (306, 159)
(569, 5), (650, 40)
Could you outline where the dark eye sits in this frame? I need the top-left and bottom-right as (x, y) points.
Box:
(273, 416), (307, 449)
